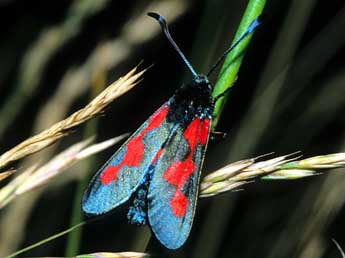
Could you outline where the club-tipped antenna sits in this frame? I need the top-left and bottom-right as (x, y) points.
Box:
(206, 17), (261, 77)
(148, 12), (198, 78)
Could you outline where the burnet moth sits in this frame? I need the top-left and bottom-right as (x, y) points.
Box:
(82, 12), (260, 249)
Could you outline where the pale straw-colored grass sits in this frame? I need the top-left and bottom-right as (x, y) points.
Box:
(200, 152), (345, 197)
(0, 135), (127, 209)
(76, 252), (149, 258)
(0, 170), (15, 182)
(0, 67), (144, 174)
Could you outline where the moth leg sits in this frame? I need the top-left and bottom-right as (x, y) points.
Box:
(211, 77), (238, 141)
(210, 130), (227, 141)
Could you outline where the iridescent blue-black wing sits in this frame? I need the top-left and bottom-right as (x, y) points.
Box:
(147, 117), (211, 249)
(82, 104), (172, 215)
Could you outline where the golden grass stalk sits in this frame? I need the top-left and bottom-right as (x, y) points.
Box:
(0, 67), (144, 172)
(0, 170), (15, 182)
(76, 252), (149, 258)
(0, 134), (128, 209)
(200, 152), (345, 197)
(332, 239), (345, 258)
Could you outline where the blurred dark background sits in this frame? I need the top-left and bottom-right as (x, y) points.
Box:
(0, 0), (344, 257)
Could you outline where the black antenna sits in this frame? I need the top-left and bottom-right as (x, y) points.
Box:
(147, 12), (198, 78)
(206, 17), (261, 77)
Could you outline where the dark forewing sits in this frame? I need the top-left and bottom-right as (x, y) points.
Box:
(147, 116), (211, 249)
(82, 104), (172, 216)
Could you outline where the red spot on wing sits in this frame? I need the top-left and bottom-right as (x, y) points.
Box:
(170, 189), (189, 217)
(164, 160), (196, 186)
(101, 106), (169, 185)
(164, 117), (210, 217)
(124, 137), (145, 166)
(100, 166), (122, 185)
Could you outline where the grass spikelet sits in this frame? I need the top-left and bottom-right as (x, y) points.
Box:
(202, 159), (254, 183)
(200, 152), (345, 197)
(202, 153), (275, 183)
(0, 134), (127, 209)
(0, 166), (36, 208)
(262, 169), (317, 180)
(281, 153), (345, 169)
(0, 170), (15, 182)
(0, 67), (144, 172)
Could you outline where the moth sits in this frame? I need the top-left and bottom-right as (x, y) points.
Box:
(82, 12), (260, 249)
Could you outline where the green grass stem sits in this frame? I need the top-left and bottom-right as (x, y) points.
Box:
(211, 0), (266, 129)
(5, 222), (86, 258)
